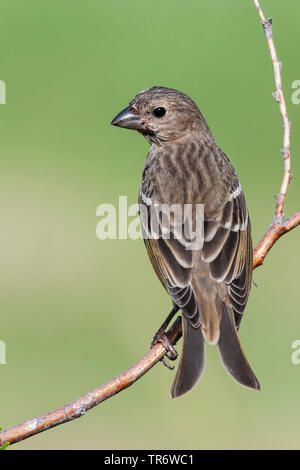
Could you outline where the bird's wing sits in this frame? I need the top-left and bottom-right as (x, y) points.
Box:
(139, 174), (252, 331)
(139, 193), (202, 328)
(202, 181), (253, 329)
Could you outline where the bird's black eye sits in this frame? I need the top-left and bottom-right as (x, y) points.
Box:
(153, 107), (166, 118)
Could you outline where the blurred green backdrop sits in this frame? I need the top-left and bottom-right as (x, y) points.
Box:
(0, 0), (299, 450)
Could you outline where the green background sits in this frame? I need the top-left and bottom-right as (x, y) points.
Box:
(0, 0), (299, 450)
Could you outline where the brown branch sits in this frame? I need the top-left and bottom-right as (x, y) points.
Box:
(0, 318), (183, 446)
(0, 0), (299, 449)
(253, 0), (291, 223)
(251, 0), (299, 268)
(253, 211), (300, 268)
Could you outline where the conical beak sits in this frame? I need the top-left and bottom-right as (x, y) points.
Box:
(111, 106), (143, 130)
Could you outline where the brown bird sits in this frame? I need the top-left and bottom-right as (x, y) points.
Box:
(111, 86), (260, 398)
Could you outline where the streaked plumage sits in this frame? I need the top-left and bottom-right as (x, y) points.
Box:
(111, 86), (260, 397)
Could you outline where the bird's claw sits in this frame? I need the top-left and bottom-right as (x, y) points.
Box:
(151, 331), (178, 370)
(161, 356), (175, 370)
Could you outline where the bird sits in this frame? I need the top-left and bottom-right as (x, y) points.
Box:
(111, 86), (260, 398)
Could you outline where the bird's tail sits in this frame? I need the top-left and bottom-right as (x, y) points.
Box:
(170, 317), (205, 398)
(217, 303), (260, 390)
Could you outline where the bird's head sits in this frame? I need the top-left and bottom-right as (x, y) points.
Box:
(111, 86), (211, 145)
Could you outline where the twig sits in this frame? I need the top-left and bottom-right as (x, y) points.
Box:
(253, 211), (300, 268)
(253, 0), (291, 223)
(251, 0), (300, 267)
(0, 0), (299, 448)
(0, 319), (183, 446)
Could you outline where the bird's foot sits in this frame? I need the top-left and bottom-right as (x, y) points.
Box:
(150, 304), (180, 369)
(151, 330), (178, 370)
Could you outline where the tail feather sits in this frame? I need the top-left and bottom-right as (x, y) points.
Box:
(217, 304), (260, 390)
(170, 317), (205, 398)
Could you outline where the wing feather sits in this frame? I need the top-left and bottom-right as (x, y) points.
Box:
(139, 173), (252, 333)
(202, 186), (252, 329)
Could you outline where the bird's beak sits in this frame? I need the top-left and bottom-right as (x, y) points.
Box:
(111, 106), (143, 130)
